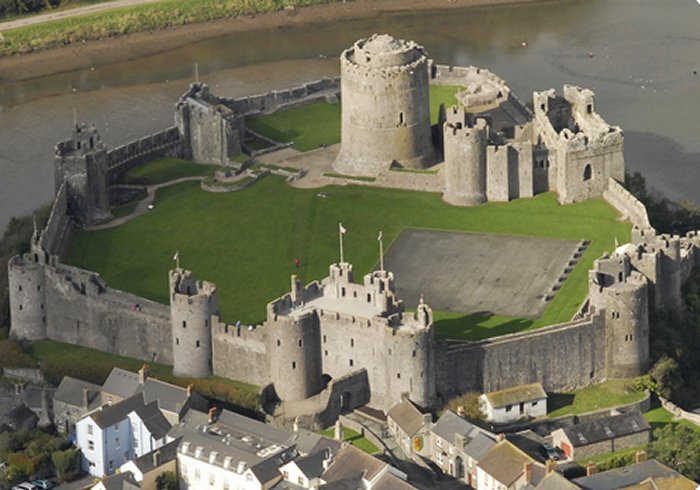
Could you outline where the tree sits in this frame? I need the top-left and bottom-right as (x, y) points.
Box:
(156, 471), (179, 490)
(650, 355), (683, 401)
(51, 448), (81, 482)
(445, 392), (486, 424)
(649, 424), (700, 481)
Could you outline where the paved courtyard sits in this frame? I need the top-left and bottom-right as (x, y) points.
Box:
(383, 229), (580, 318)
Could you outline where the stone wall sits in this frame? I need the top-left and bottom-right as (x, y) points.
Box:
(435, 314), (606, 399)
(212, 321), (268, 387)
(43, 263), (172, 364)
(107, 126), (182, 183)
(603, 178), (651, 229)
(40, 182), (73, 259)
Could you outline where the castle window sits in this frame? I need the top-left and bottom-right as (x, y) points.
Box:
(323, 335), (326, 343)
(349, 359), (354, 367)
(196, 340), (200, 348)
(399, 112), (404, 125)
(18, 285), (22, 292)
(583, 164), (592, 181)
(37, 285), (40, 291)
(397, 373), (401, 379)
(587, 104), (593, 114)
(19, 304), (22, 311)
(292, 362), (296, 369)
(353, 291), (357, 298)
(630, 334), (633, 341)
(388, 348), (392, 355)
(41, 304), (43, 310)
(277, 339), (281, 346)
(350, 338), (354, 347)
(341, 287), (346, 297)
(176, 338), (179, 345)
(367, 294), (371, 303)
(625, 335), (628, 341)
(325, 350), (328, 356)
(205, 319), (208, 327)
(182, 321), (187, 328)
(412, 350), (416, 357)
(298, 339), (302, 347)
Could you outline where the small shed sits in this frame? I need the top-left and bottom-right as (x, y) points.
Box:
(480, 383), (547, 424)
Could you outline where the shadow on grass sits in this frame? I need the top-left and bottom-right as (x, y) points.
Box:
(547, 393), (576, 414)
(434, 311), (534, 341)
(246, 118), (300, 145)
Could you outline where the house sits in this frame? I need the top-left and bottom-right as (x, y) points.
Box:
(91, 472), (142, 490)
(429, 410), (497, 487)
(120, 438), (180, 490)
(169, 408), (300, 490)
(128, 401), (172, 458)
(551, 411), (650, 461)
(572, 458), (698, 490)
(535, 470), (581, 490)
(476, 439), (545, 490)
(279, 449), (332, 489)
(54, 376), (101, 434)
(76, 394), (146, 477)
(480, 383), (547, 424)
(320, 445), (415, 489)
(101, 366), (205, 423)
(387, 397), (431, 456)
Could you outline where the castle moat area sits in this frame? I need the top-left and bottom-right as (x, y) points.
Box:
(1, 0), (700, 233)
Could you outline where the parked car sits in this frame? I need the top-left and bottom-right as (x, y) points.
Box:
(31, 480), (54, 490)
(539, 443), (561, 461)
(12, 482), (38, 490)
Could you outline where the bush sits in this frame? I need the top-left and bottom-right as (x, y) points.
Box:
(156, 471), (178, 490)
(52, 448), (81, 482)
(444, 392), (486, 424)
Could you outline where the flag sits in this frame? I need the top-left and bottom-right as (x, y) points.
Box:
(339, 223), (347, 234)
(377, 231), (383, 241)
(173, 251), (179, 261)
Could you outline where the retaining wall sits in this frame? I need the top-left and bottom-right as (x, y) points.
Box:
(603, 178), (651, 229)
(107, 126), (182, 183)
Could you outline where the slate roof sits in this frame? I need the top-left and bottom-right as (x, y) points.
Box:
(55, 376), (102, 408)
(484, 383), (547, 408)
(143, 378), (188, 415)
(432, 410), (496, 461)
(562, 411), (650, 447)
(97, 471), (141, 490)
(372, 473), (416, 490)
(536, 471), (581, 490)
(387, 398), (426, 437)
(322, 445), (386, 484)
(90, 394), (144, 429)
(132, 401), (172, 440)
(289, 429), (341, 456)
(292, 449), (329, 479)
(250, 457), (285, 485)
(478, 440), (536, 487)
(129, 438), (180, 474)
(573, 460), (696, 490)
(102, 368), (141, 400)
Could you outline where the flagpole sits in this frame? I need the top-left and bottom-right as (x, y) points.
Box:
(378, 231), (384, 272)
(339, 224), (344, 264)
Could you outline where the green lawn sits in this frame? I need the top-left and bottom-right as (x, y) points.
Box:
(66, 175), (629, 339)
(644, 407), (700, 433)
(245, 85), (463, 152)
(29, 339), (260, 409)
(122, 157), (219, 185)
(547, 380), (646, 417)
(319, 427), (380, 454)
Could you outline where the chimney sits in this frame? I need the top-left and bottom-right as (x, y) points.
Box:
(497, 433), (506, 443)
(293, 417), (300, 433)
(152, 449), (161, 468)
(457, 405), (465, 417)
(546, 459), (556, 474)
(635, 450), (647, 463)
(82, 386), (90, 408)
(586, 462), (598, 476)
(524, 462), (533, 483)
(186, 384), (193, 397)
(138, 364), (150, 384)
(208, 407), (218, 424)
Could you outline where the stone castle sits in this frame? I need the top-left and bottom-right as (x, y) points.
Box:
(6, 34), (696, 429)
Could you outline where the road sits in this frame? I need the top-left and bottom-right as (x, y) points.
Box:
(0, 0), (162, 32)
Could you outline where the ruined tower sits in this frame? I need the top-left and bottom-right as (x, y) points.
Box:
(170, 269), (218, 378)
(333, 34), (435, 176)
(54, 123), (111, 226)
(442, 108), (488, 206)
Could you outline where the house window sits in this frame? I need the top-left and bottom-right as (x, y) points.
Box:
(109, 460), (113, 470)
(114, 423), (119, 431)
(298, 476), (306, 486)
(209, 474), (215, 486)
(349, 359), (354, 367)
(505, 404), (513, 412)
(436, 437), (442, 448)
(194, 469), (201, 480)
(532, 401), (538, 406)
(134, 438), (138, 449)
(88, 424), (93, 435)
(283, 471), (289, 480)
(115, 436), (120, 449)
(88, 440), (94, 451)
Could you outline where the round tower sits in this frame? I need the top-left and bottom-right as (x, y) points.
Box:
(333, 34), (435, 176)
(8, 255), (46, 341)
(442, 118), (488, 206)
(170, 269), (217, 378)
(604, 274), (649, 378)
(266, 311), (323, 402)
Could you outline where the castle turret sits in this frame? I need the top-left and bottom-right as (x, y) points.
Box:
(169, 269), (217, 378)
(54, 123), (111, 226)
(8, 254), (46, 341)
(333, 34), (435, 176)
(442, 112), (488, 206)
(265, 311), (323, 402)
(603, 272), (649, 378)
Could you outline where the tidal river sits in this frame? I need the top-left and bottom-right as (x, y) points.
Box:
(1, 0), (699, 232)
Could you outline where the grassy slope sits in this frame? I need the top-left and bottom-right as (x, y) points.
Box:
(547, 380), (646, 417)
(67, 174), (629, 339)
(0, 0), (338, 56)
(245, 85), (463, 152)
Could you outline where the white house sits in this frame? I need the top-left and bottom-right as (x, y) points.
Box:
(279, 449), (332, 488)
(77, 394), (144, 477)
(480, 383), (547, 424)
(128, 401), (172, 458)
(119, 439), (179, 490)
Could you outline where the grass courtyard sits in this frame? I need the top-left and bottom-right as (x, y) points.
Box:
(67, 166), (630, 339)
(547, 379), (647, 418)
(244, 85), (463, 152)
(319, 427), (379, 455)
